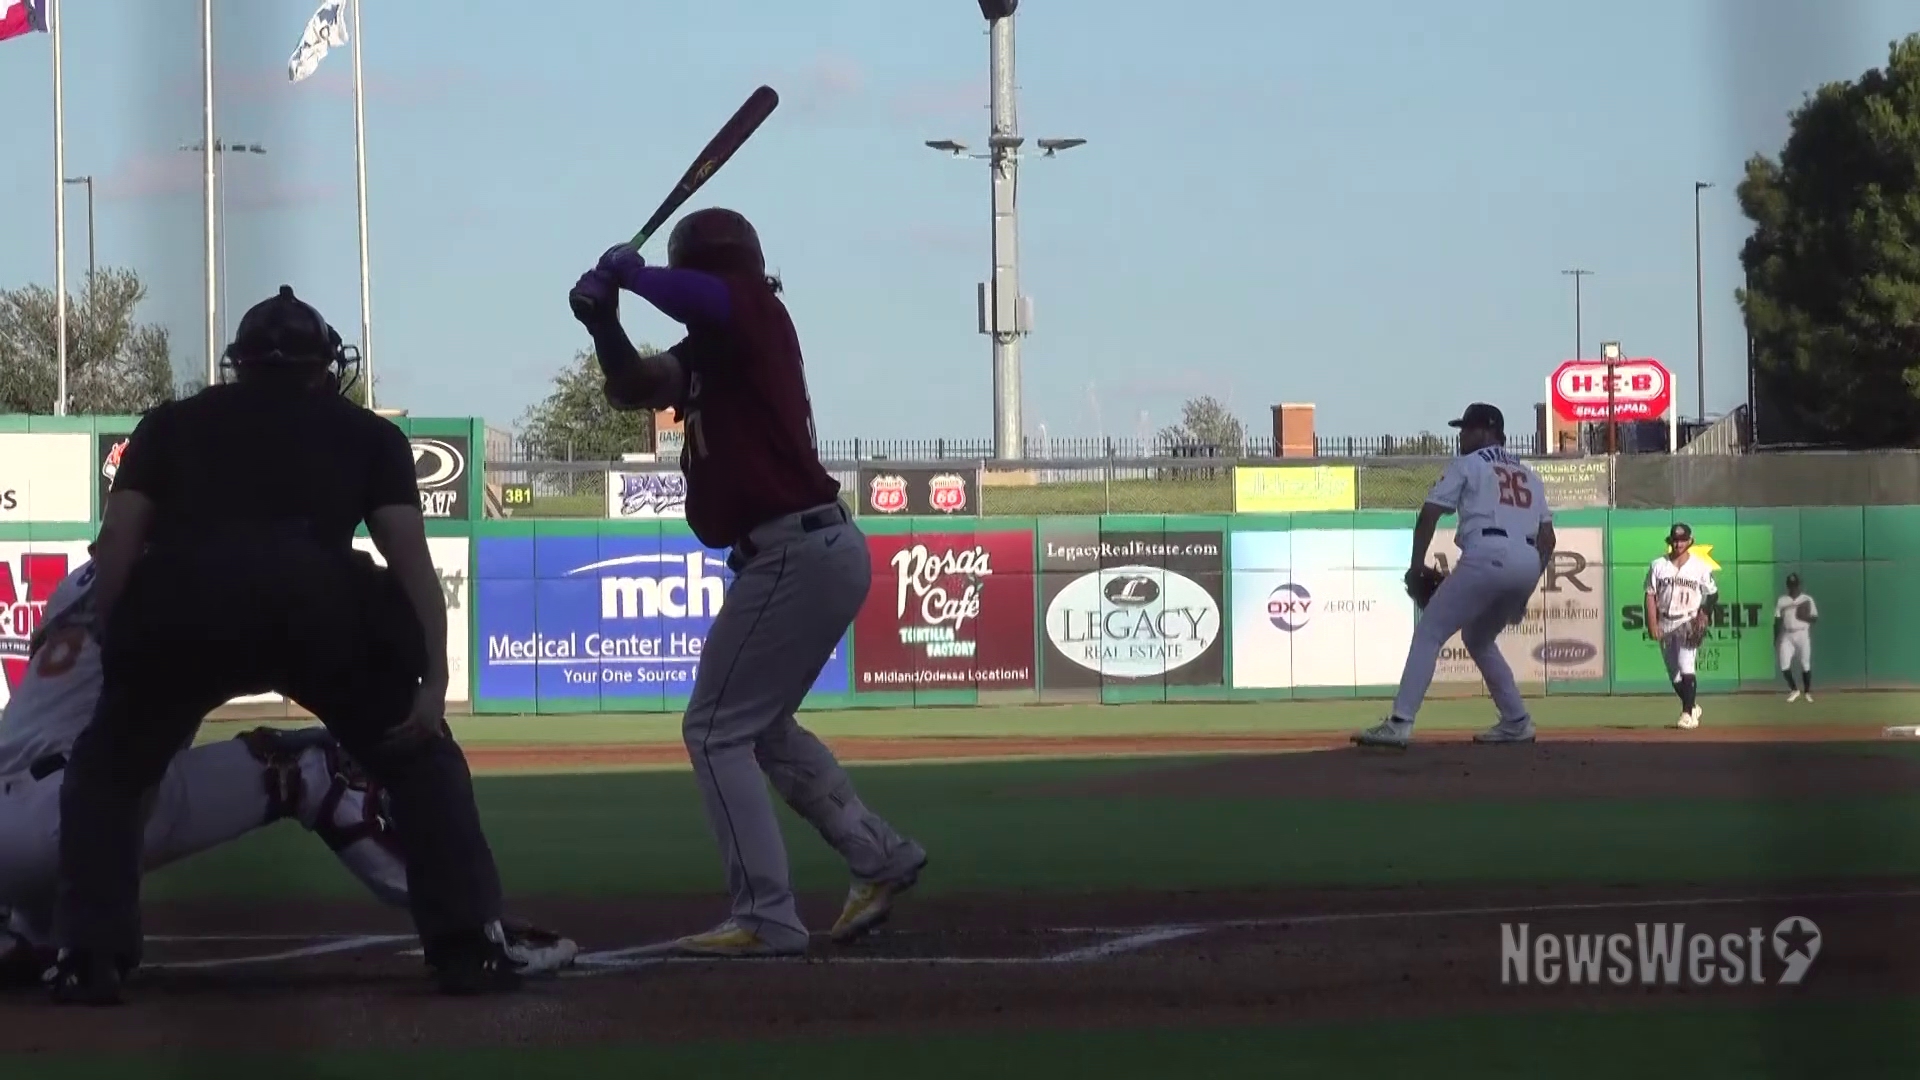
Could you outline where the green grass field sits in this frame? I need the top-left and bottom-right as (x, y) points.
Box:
(14, 692), (1920, 1077)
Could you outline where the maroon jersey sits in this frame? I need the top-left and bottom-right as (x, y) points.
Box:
(672, 275), (840, 548)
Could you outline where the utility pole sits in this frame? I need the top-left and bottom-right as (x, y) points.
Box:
(1694, 181), (1713, 420)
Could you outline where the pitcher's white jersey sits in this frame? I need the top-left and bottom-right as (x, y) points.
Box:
(0, 562), (102, 778)
(1647, 555), (1717, 633)
(1424, 446), (1552, 554)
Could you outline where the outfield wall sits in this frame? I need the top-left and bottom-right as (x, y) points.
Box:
(5, 414), (1919, 716)
(459, 507), (1920, 714)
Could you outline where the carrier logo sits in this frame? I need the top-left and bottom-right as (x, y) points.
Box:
(569, 552), (730, 620)
(1534, 639), (1598, 665)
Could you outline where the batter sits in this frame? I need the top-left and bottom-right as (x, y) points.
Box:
(569, 209), (925, 955)
(0, 560), (577, 985)
(1353, 402), (1555, 748)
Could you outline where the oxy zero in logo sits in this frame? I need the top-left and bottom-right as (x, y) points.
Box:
(0, 551), (71, 699)
(1267, 583), (1311, 631)
(927, 474), (969, 514)
(1550, 359), (1673, 423)
(868, 475), (909, 514)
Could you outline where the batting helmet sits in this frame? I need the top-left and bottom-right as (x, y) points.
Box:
(667, 208), (765, 277)
(224, 286), (362, 395)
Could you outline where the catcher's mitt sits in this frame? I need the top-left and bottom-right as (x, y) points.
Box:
(1404, 565), (1446, 610)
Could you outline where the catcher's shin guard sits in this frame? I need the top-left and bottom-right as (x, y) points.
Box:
(236, 727), (409, 906)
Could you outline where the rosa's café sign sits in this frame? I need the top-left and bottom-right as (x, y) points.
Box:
(1550, 359), (1673, 423)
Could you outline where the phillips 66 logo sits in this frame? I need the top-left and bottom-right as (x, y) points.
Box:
(926, 474), (969, 514)
(868, 474), (909, 514)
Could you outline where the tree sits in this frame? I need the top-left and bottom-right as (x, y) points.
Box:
(0, 268), (177, 414)
(1737, 35), (1920, 447)
(516, 349), (657, 460)
(1157, 394), (1246, 452)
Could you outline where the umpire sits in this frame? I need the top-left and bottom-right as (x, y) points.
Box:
(51, 286), (518, 1003)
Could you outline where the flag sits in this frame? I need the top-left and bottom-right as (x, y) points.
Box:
(0, 0), (47, 43)
(287, 0), (347, 83)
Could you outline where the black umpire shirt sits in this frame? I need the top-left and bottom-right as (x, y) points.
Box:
(111, 382), (418, 548)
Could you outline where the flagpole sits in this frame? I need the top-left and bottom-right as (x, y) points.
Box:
(201, 0), (218, 388)
(350, 0), (373, 407)
(50, 0), (67, 416)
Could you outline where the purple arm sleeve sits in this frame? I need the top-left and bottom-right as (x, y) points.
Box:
(622, 266), (732, 327)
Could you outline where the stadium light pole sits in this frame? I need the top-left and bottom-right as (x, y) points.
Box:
(179, 139), (266, 368)
(924, 0), (1085, 461)
(1562, 268), (1592, 362)
(1694, 181), (1713, 422)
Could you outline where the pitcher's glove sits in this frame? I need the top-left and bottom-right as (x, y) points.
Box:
(1405, 565), (1446, 610)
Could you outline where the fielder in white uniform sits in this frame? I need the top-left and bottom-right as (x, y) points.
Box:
(0, 561), (576, 986)
(1645, 522), (1716, 729)
(1775, 572), (1817, 701)
(1353, 403), (1555, 748)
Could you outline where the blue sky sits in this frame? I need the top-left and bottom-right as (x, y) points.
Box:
(0, 0), (1909, 443)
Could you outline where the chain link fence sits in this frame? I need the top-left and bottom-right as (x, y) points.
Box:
(483, 445), (1920, 519)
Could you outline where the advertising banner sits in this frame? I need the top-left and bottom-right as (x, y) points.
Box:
(0, 433), (91, 524)
(1232, 466), (1356, 513)
(1430, 526), (1607, 685)
(852, 529), (1036, 692)
(1611, 534), (1768, 689)
(96, 431), (130, 518)
(1040, 526), (1225, 687)
(476, 533), (849, 704)
(0, 541), (93, 711)
(606, 469), (688, 520)
(856, 467), (981, 517)
(1532, 458), (1610, 511)
(1229, 529), (1415, 689)
(412, 435), (471, 520)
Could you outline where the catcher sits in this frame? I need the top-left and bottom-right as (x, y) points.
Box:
(1353, 403), (1554, 748)
(1646, 522), (1716, 729)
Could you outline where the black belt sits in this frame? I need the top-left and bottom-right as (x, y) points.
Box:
(30, 752), (66, 780)
(729, 504), (849, 570)
(1481, 528), (1536, 546)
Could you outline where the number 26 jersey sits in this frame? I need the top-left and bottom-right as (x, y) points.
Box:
(1424, 447), (1552, 553)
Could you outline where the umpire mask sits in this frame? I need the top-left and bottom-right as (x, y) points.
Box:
(223, 286), (363, 397)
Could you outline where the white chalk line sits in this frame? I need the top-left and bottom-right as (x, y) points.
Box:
(145, 934), (413, 971)
(1044, 885), (1920, 937)
(136, 885), (1920, 972)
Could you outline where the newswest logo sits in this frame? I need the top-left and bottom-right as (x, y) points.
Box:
(571, 552), (727, 619)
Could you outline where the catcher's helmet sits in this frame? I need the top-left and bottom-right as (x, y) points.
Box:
(223, 286), (362, 395)
(667, 208), (765, 276)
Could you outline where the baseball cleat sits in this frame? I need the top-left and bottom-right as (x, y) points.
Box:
(425, 922), (524, 996)
(831, 850), (929, 944)
(499, 919), (578, 975)
(1473, 718), (1536, 744)
(670, 920), (806, 958)
(1351, 718), (1413, 748)
(46, 949), (127, 1007)
(1802, 693), (1813, 703)
(1677, 707), (1700, 730)
(1786, 690), (1802, 702)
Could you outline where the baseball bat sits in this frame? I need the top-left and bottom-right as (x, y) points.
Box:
(571, 85), (780, 321)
